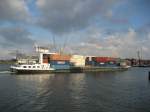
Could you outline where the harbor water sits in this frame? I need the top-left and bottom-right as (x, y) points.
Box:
(0, 64), (150, 112)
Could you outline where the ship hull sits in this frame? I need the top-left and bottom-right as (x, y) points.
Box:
(11, 69), (53, 74)
(11, 66), (129, 74)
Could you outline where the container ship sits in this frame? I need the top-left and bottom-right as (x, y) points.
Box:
(10, 51), (130, 74)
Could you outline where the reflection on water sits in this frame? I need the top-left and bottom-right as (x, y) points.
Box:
(0, 67), (150, 112)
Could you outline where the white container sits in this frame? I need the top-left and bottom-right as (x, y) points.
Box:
(70, 55), (86, 67)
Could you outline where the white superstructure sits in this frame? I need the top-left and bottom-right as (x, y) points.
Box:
(10, 50), (56, 73)
(11, 64), (54, 71)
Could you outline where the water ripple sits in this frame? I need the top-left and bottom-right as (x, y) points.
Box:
(0, 67), (150, 112)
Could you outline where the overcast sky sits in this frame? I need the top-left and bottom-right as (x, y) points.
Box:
(0, 0), (150, 59)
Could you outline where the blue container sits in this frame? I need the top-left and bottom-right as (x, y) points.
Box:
(51, 65), (70, 70)
(95, 62), (118, 67)
(85, 61), (95, 66)
(50, 60), (70, 65)
(50, 60), (71, 70)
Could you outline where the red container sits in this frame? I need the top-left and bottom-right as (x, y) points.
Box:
(95, 57), (115, 63)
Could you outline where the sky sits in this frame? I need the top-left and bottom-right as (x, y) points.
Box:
(0, 0), (150, 59)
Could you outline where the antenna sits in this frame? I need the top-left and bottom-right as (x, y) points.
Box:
(34, 43), (38, 52)
(52, 34), (57, 51)
(62, 36), (69, 52)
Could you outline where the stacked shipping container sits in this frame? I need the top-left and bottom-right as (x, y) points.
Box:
(50, 60), (70, 70)
(50, 54), (71, 61)
(42, 53), (71, 70)
(85, 56), (119, 67)
(70, 55), (86, 67)
(42, 53), (123, 69)
(94, 57), (116, 63)
(85, 57), (96, 66)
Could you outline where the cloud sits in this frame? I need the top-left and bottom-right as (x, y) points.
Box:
(64, 27), (150, 59)
(0, 26), (36, 59)
(36, 0), (119, 34)
(0, 0), (29, 22)
(0, 0), (150, 59)
(0, 27), (34, 48)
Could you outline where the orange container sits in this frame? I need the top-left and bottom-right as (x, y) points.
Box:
(43, 59), (48, 63)
(50, 54), (71, 61)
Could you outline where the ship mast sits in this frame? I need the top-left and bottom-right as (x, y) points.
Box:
(62, 36), (69, 54)
(137, 51), (141, 66)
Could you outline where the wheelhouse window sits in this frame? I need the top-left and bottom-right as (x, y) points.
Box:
(23, 66), (27, 68)
(37, 66), (40, 68)
(33, 66), (36, 68)
(28, 66), (31, 68)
